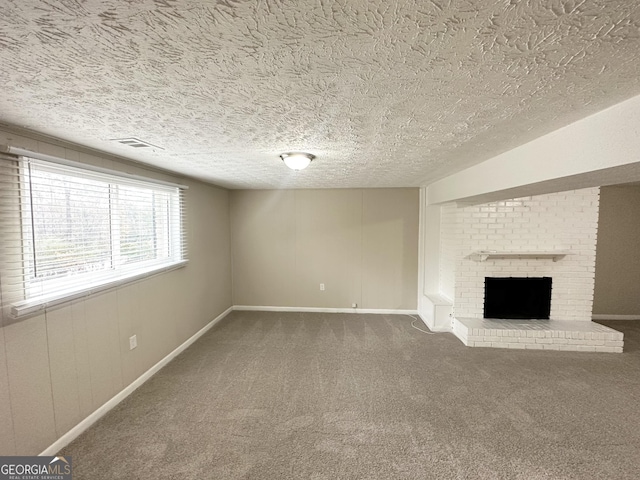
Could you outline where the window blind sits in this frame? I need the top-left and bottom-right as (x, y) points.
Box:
(0, 151), (188, 321)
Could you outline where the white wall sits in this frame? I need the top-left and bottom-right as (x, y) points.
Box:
(439, 203), (459, 302)
(417, 195), (455, 331)
(0, 128), (232, 455)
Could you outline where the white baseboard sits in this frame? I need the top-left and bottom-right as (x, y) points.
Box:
(592, 314), (640, 321)
(232, 305), (418, 315)
(40, 306), (233, 456)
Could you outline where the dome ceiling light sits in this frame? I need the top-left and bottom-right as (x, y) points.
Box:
(280, 152), (314, 171)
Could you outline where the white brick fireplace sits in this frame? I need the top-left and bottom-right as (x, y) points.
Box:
(449, 188), (599, 321)
(422, 187), (624, 352)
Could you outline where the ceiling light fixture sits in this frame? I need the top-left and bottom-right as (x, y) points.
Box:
(280, 152), (314, 171)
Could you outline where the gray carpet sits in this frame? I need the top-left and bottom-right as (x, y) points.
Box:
(61, 312), (640, 479)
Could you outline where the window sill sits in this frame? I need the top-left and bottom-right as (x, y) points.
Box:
(10, 260), (188, 319)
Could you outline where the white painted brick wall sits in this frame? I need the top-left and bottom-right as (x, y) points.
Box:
(440, 188), (600, 321)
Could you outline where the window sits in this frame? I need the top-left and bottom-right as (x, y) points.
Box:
(0, 152), (187, 319)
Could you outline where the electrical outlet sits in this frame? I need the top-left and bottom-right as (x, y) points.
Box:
(129, 335), (137, 350)
(320, 283), (325, 291)
(352, 303), (357, 308)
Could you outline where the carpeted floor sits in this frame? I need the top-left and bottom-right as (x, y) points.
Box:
(61, 312), (640, 479)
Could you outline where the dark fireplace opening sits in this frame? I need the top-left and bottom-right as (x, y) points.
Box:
(484, 277), (552, 320)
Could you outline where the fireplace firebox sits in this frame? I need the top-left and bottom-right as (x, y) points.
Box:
(484, 277), (552, 320)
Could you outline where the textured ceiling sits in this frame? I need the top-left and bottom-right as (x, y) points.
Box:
(1, 0), (640, 189)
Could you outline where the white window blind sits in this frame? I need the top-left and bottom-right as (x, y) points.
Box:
(0, 152), (188, 320)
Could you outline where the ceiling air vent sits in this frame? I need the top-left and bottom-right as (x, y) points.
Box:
(110, 138), (163, 149)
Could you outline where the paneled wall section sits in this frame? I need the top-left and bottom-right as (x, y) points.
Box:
(230, 189), (419, 310)
(0, 128), (232, 455)
(594, 185), (640, 316)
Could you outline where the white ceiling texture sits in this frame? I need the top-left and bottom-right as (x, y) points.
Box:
(1, 0), (640, 189)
